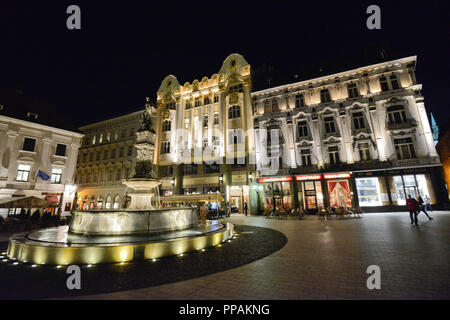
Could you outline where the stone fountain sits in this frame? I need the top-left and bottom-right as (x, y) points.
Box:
(6, 98), (233, 265)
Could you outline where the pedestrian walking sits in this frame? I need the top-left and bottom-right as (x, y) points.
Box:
(406, 194), (419, 226)
(418, 196), (433, 220)
(244, 202), (248, 216)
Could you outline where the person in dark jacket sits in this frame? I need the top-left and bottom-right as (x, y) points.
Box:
(406, 195), (419, 226)
(417, 196), (433, 220)
(244, 202), (248, 216)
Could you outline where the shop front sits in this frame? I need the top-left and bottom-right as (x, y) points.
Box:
(257, 176), (294, 213)
(352, 166), (447, 211)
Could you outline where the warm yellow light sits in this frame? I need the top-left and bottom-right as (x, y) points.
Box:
(56, 265), (62, 269)
(31, 264), (37, 268)
(13, 262), (18, 265)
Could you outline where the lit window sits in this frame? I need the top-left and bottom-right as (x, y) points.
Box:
(16, 164), (31, 182)
(50, 168), (62, 184)
(356, 178), (382, 206)
(204, 96), (210, 105)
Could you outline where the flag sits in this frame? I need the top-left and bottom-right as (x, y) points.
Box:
(36, 169), (50, 180)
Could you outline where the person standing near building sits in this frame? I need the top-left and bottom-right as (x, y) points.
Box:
(418, 196), (433, 220)
(424, 195), (432, 211)
(244, 202), (248, 216)
(406, 195), (419, 226)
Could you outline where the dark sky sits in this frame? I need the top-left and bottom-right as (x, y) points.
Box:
(1, 1), (449, 128)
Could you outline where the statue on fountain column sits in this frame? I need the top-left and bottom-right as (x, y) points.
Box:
(139, 97), (156, 133)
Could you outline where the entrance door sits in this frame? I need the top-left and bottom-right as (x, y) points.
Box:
(303, 181), (318, 213)
(230, 196), (241, 213)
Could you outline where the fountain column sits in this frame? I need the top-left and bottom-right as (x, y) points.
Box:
(122, 98), (161, 210)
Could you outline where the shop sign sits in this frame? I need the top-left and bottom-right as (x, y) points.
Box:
(232, 173), (247, 183)
(258, 176), (293, 183)
(295, 174), (321, 181)
(324, 172), (351, 179)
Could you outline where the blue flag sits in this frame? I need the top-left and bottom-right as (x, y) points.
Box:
(36, 170), (50, 180)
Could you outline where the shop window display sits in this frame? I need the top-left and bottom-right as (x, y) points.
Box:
(328, 180), (352, 208)
(356, 177), (382, 206)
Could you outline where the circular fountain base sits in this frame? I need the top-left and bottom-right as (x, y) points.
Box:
(7, 221), (233, 265)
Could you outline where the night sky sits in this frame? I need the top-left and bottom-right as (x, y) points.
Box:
(1, 1), (449, 128)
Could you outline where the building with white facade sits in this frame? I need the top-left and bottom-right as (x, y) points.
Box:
(252, 56), (448, 212)
(0, 94), (83, 218)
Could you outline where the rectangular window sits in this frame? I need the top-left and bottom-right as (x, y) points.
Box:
(352, 112), (365, 129)
(229, 84), (243, 94)
(355, 177), (382, 206)
(387, 105), (407, 124)
(161, 141), (170, 154)
(295, 94), (305, 108)
(214, 113), (219, 125)
(204, 96), (210, 105)
(16, 164), (31, 182)
(119, 147), (124, 157)
(185, 100), (192, 109)
(320, 89), (331, 103)
(359, 143), (371, 161)
(183, 164), (198, 175)
(195, 98), (201, 107)
(22, 138), (36, 152)
(50, 168), (62, 184)
(324, 117), (336, 133)
(127, 146), (133, 156)
(103, 150), (108, 160)
(347, 83), (359, 98)
(184, 118), (190, 129)
(166, 102), (176, 110)
(394, 138), (416, 159)
(162, 166), (173, 177)
(214, 95), (219, 103)
(110, 149), (116, 159)
(297, 121), (308, 137)
(129, 128), (134, 137)
(203, 115), (208, 127)
(204, 163), (220, 174)
(301, 149), (311, 166)
(55, 143), (67, 156)
(328, 146), (340, 164)
(380, 76), (389, 92)
(96, 151), (101, 161)
(390, 75), (399, 90)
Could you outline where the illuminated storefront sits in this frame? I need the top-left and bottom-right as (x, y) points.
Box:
(258, 176), (293, 212)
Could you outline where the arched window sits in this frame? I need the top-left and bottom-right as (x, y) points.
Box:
(89, 195), (95, 209)
(97, 196), (103, 209)
(162, 120), (171, 132)
(105, 195), (112, 209)
(228, 105), (241, 119)
(113, 195), (121, 209)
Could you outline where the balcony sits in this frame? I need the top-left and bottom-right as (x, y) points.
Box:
(386, 119), (417, 131)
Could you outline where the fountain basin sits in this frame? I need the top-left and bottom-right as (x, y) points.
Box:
(7, 221), (234, 265)
(69, 207), (198, 235)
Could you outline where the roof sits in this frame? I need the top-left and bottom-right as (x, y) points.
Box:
(0, 89), (81, 133)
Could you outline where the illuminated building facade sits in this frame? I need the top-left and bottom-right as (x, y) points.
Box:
(154, 54), (255, 213)
(0, 109), (82, 218)
(252, 56), (448, 212)
(74, 110), (144, 210)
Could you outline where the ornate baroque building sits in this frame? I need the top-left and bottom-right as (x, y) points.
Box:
(252, 56), (448, 212)
(154, 54), (255, 213)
